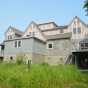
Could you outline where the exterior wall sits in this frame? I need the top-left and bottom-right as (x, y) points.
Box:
(46, 39), (72, 65)
(32, 53), (46, 64)
(64, 29), (69, 33)
(4, 38), (34, 61)
(32, 38), (46, 64)
(4, 38), (46, 64)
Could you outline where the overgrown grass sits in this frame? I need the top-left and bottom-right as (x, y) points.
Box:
(0, 63), (87, 88)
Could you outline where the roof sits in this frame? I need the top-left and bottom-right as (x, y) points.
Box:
(4, 36), (46, 43)
(38, 21), (58, 27)
(46, 32), (72, 40)
(6, 26), (23, 35)
(69, 16), (88, 27)
(41, 25), (68, 32)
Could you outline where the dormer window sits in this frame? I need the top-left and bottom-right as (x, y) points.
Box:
(73, 28), (76, 34)
(26, 32), (35, 37)
(77, 27), (81, 34)
(8, 35), (12, 40)
(73, 27), (81, 34)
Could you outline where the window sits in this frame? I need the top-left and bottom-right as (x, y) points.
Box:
(80, 43), (88, 49)
(80, 43), (84, 49)
(15, 40), (22, 48)
(85, 43), (88, 48)
(47, 43), (53, 49)
(8, 35), (12, 40)
(77, 27), (81, 34)
(10, 56), (13, 60)
(18, 41), (21, 47)
(73, 28), (76, 34)
(15, 41), (17, 48)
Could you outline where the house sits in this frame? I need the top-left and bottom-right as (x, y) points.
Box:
(0, 16), (88, 66)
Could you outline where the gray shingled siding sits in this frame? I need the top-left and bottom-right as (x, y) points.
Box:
(32, 39), (46, 64)
(46, 39), (72, 65)
(4, 38), (34, 56)
(32, 39), (46, 54)
(4, 38), (34, 62)
(4, 38), (46, 63)
(4, 37), (72, 64)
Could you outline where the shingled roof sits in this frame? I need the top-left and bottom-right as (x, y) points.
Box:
(6, 26), (23, 35)
(46, 32), (72, 40)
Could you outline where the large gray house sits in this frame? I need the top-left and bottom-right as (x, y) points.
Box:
(0, 16), (88, 67)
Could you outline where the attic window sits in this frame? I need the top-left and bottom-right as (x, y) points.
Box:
(8, 35), (12, 40)
(73, 28), (76, 34)
(77, 27), (81, 34)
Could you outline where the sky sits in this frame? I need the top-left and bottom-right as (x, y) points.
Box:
(0, 0), (88, 43)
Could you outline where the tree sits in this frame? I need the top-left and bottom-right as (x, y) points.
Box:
(84, 0), (88, 15)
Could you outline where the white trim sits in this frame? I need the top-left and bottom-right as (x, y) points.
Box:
(47, 42), (53, 49)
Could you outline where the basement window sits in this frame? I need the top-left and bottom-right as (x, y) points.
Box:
(10, 56), (13, 60)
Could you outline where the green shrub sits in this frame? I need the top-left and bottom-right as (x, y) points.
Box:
(41, 62), (49, 66)
(0, 64), (87, 88)
(16, 54), (26, 65)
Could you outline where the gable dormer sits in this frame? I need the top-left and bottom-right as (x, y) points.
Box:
(68, 16), (88, 39)
(23, 21), (46, 41)
(38, 22), (58, 31)
(5, 26), (23, 40)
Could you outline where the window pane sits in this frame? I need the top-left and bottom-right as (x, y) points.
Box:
(15, 41), (17, 48)
(73, 28), (76, 34)
(85, 43), (88, 48)
(18, 41), (21, 47)
(80, 43), (84, 49)
(77, 27), (81, 34)
(48, 44), (53, 48)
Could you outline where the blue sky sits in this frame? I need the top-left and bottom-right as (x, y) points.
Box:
(0, 0), (88, 42)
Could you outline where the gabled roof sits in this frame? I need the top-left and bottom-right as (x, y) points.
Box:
(23, 21), (46, 40)
(46, 32), (72, 40)
(68, 16), (88, 27)
(38, 21), (58, 27)
(5, 26), (23, 35)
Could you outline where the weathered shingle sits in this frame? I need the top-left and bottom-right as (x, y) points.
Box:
(46, 32), (72, 40)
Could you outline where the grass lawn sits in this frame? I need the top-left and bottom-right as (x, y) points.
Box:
(0, 63), (87, 88)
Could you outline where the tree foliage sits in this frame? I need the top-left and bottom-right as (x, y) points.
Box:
(84, 0), (88, 15)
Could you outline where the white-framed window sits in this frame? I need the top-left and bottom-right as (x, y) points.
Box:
(14, 40), (22, 48)
(18, 40), (21, 47)
(73, 28), (76, 34)
(77, 27), (81, 34)
(14, 41), (17, 48)
(47, 42), (53, 49)
(73, 27), (81, 34)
